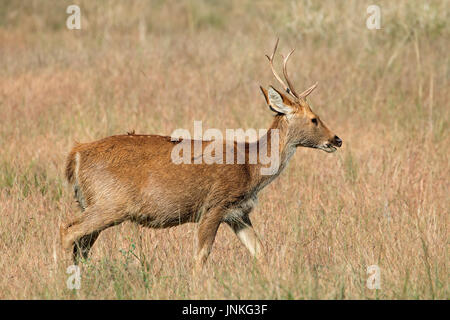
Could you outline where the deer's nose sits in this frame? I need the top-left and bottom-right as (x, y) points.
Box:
(333, 136), (342, 147)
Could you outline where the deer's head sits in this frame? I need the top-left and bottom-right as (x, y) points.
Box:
(260, 39), (342, 153)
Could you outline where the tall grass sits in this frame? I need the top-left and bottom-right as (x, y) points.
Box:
(0, 0), (448, 299)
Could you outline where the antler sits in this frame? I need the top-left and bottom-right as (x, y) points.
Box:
(281, 49), (300, 99)
(265, 38), (298, 100)
(265, 38), (318, 100)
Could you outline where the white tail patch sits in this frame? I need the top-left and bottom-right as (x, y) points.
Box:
(73, 152), (87, 210)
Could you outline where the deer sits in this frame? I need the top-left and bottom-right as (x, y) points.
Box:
(60, 39), (342, 272)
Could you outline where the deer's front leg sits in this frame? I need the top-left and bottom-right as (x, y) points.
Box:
(194, 208), (223, 273)
(226, 215), (264, 261)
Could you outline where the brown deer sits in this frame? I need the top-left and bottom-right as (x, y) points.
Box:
(60, 39), (342, 271)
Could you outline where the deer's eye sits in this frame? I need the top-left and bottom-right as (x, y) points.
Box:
(311, 118), (318, 125)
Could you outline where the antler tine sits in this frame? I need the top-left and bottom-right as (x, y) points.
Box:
(265, 38), (297, 99)
(281, 49), (299, 99)
(283, 49), (318, 99)
(298, 82), (318, 99)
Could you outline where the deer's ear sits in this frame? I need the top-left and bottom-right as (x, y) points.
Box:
(259, 86), (270, 105)
(260, 86), (294, 114)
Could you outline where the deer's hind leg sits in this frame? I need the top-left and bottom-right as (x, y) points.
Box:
(60, 205), (127, 264)
(72, 231), (100, 262)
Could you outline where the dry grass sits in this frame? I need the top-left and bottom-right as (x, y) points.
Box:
(0, 0), (448, 299)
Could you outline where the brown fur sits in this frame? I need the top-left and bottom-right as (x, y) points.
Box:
(60, 86), (341, 271)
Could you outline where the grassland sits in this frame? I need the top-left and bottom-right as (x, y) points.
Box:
(0, 0), (448, 299)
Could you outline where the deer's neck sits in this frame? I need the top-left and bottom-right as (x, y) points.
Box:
(252, 115), (296, 192)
